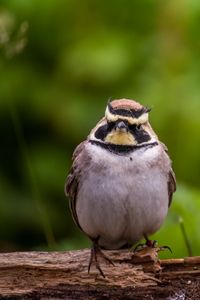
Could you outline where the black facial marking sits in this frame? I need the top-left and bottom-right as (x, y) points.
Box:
(89, 140), (158, 155)
(95, 119), (151, 144)
(94, 122), (115, 141)
(129, 124), (151, 144)
(95, 124), (108, 140)
(108, 103), (150, 119)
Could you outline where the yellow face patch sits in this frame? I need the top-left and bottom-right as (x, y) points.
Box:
(104, 130), (136, 145)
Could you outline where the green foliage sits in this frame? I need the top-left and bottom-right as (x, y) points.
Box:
(0, 0), (200, 256)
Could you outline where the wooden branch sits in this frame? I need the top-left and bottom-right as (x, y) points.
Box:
(0, 248), (200, 299)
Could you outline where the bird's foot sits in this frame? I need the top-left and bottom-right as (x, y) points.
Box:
(133, 236), (172, 254)
(88, 239), (114, 278)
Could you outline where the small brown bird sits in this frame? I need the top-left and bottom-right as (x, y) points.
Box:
(65, 99), (176, 277)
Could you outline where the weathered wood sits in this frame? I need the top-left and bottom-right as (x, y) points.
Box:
(0, 248), (200, 299)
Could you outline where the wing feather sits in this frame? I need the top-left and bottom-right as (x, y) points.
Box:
(160, 142), (176, 207)
(65, 141), (87, 230)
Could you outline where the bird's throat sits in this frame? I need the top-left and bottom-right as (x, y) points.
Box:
(104, 131), (136, 145)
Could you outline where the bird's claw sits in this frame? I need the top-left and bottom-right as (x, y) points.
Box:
(133, 237), (172, 254)
(88, 239), (114, 278)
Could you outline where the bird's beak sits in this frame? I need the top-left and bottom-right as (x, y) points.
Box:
(116, 121), (128, 132)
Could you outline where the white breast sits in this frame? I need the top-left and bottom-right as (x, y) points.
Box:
(76, 143), (171, 249)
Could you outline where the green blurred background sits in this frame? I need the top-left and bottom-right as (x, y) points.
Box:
(0, 0), (200, 257)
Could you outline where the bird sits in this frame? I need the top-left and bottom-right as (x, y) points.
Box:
(65, 98), (176, 277)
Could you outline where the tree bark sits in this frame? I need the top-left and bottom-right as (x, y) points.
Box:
(0, 248), (200, 299)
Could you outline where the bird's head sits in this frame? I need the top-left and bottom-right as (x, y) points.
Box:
(90, 99), (156, 148)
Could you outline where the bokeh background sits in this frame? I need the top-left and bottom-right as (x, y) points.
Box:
(0, 0), (200, 257)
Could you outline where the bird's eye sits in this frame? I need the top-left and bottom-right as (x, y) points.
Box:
(107, 121), (115, 131)
(94, 122), (115, 141)
(129, 124), (136, 131)
(136, 124), (142, 130)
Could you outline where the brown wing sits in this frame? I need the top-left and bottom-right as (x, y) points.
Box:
(168, 168), (176, 207)
(65, 141), (86, 230)
(160, 142), (176, 207)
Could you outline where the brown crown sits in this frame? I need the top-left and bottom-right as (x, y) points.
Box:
(110, 99), (144, 111)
